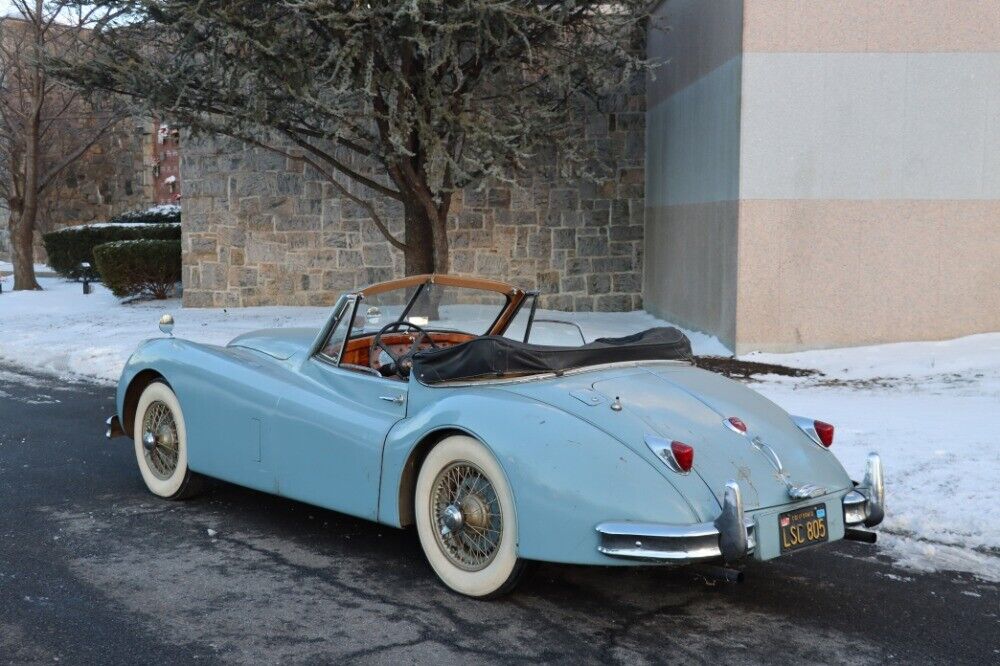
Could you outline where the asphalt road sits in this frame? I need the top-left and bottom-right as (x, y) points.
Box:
(0, 364), (996, 665)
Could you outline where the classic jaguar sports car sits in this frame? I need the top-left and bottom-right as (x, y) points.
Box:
(107, 274), (885, 597)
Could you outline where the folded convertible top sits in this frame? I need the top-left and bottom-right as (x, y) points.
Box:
(412, 327), (693, 384)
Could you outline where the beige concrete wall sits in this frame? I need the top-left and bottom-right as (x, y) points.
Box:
(644, 0), (743, 347)
(743, 0), (1000, 53)
(733, 1), (1000, 352)
(737, 200), (1000, 351)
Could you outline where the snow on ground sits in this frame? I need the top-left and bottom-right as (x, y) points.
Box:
(0, 274), (997, 582)
(0, 276), (329, 381)
(0, 275), (726, 383)
(744, 337), (1000, 583)
(0, 261), (53, 275)
(751, 368), (1000, 583)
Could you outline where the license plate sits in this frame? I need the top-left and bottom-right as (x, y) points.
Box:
(779, 504), (828, 552)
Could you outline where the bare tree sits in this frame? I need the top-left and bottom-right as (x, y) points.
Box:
(0, 0), (126, 290)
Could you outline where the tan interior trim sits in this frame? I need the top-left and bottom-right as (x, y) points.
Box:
(357, 273), (528, 337)
(359, 273), (521, 297)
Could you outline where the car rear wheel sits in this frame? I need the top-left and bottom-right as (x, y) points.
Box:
(133, 381), (203, 500)
(415, 435), (525, 598)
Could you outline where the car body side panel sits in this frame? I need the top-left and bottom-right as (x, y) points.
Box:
(117, 338), (394, 522)
(380, 387), (705, 565)
(272, 357), (404, 520)
(117, 339), (281, 493)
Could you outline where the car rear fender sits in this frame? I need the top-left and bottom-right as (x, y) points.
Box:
(380, 389), (713, 566)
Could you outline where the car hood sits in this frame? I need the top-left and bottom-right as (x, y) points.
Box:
(498, 363), (851, 511)
(228, 328), (318, 360)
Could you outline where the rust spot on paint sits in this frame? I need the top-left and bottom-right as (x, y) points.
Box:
(734, 463), (759, 506)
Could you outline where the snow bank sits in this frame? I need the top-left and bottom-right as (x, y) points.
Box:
(754, 380), (1000, 582)
(1, 274), (997, 582)
(146, 204), (181, 215)
(743, 336), (1000, 581)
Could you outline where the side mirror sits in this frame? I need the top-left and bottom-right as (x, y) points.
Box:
(158, 313), (175, 336)
(352, 314), (367, 330)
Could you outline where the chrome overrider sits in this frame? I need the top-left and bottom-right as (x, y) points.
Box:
(596, 480), (756, 563)
(596, 454), (885, 563)
(843, 453), (885, 528)
(106, 415), (125, 439)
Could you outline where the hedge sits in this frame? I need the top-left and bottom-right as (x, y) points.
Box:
(92, 239), (182, 300)
(42, 223), (180, 280)
(108, 204), (181, 225)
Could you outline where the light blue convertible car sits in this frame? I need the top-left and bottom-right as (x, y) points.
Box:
(107, 274), (885, 597)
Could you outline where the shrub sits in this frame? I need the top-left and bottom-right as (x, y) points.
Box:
(92, 239), (182, 299)
(42, 223), (180, 280)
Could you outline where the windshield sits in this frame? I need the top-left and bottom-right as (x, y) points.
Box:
(353, 283), (510, 337)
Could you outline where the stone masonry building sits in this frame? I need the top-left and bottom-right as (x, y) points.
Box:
(180, 86), (646, 312)
(0, 120), (150, 262)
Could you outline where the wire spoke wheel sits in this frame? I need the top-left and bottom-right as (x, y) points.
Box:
(142, 400), (179, 480)
(133, 381), (203, 501)
(415, 435), (524, 597)
(430, 461), (503, 571)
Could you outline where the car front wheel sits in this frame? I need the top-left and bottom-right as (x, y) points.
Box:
(414, 435), (525, 598)
(133, 380), (203, 500)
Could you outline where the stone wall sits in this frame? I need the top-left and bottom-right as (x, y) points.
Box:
(0, 118), (153, 264)
(40, 120), (151, 230)
(181, 95), (645, 310)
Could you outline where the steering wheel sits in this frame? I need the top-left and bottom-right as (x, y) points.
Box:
(371, 321), (438, 378)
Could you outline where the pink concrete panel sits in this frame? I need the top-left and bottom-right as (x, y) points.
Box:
(735, 199), (1000, 352)
(744, 0), (1000, 53)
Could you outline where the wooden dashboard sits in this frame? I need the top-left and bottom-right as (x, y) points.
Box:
(338, 331), (476, 369)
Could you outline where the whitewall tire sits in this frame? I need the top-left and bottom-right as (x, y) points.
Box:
(415, 435), (525, 598)
(133, 381), (202, 500)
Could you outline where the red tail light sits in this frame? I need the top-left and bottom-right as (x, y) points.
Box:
(727, 416), (748, 434)
(814, 421), (834, 447)
(671, 441), (694, 472)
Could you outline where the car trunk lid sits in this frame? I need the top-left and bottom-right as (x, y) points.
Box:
(590, 366), (851, 509)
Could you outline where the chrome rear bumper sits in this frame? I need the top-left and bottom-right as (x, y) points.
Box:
(596, 480), (756, 564)
(596, 518), (757, 563)
(843, 453), (885, 528)
(597, 454), (885, 564)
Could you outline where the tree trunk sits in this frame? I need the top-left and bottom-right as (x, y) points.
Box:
(13, 48), (44, 292)
(402, 203), (438, 275)
(401, 198), (452, 320)
(401, 193), (451, 277)
(430, 195), (451, 276)
(9, 211), (41, 291)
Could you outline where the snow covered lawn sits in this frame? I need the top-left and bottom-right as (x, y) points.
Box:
(0, 276), (727, 381)
(748, 339), (1000, 583)
(0, 260), (54, 275)
(1, 275), (997, 582)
